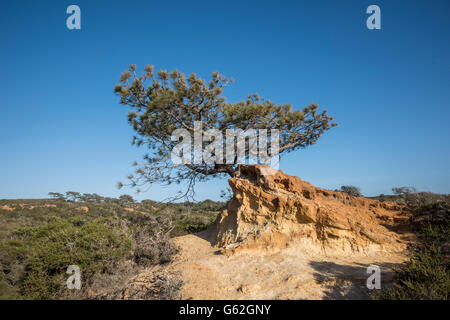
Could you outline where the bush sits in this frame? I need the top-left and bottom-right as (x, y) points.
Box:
(14, 218), (132, 299)
(109, 269), (183, 300)
(146, 270), (183, 300)
(374, 246), (449, 300)
(392, 186), (449, 208)
(184, 221), (210, 234)
(132, 213), (178, 266)
(340, 185), (361, 197)
(374, 190), (450, 300)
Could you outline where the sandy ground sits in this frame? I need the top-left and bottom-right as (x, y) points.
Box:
(167, 230), (409, 300)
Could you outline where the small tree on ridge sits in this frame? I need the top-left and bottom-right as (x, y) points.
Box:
(114, 65), (337, 199)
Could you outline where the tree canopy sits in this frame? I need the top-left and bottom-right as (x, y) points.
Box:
(114, 65), (337, 199)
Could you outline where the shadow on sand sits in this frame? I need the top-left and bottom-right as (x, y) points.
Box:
(309, 261), (400, 300)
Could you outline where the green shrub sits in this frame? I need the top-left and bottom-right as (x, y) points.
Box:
(374, 191), (449, 300)
(184, 222), (210, 234)
(15, 218), (132, 299)
(374, 246), (449, 300)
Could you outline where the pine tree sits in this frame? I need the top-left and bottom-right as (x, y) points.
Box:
(114, 65), (337, 199)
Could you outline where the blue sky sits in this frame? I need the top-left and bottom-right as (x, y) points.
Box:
(0, 0), (449, 201)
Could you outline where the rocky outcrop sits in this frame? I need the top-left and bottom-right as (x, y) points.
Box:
(211, 165), (409, 254)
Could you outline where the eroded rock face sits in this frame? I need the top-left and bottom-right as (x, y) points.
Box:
(211, 165), (409, 254)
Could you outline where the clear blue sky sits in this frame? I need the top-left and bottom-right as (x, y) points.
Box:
(1, 0), (449, 201)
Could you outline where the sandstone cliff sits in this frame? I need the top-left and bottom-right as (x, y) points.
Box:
(211, 165), (409, 255)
